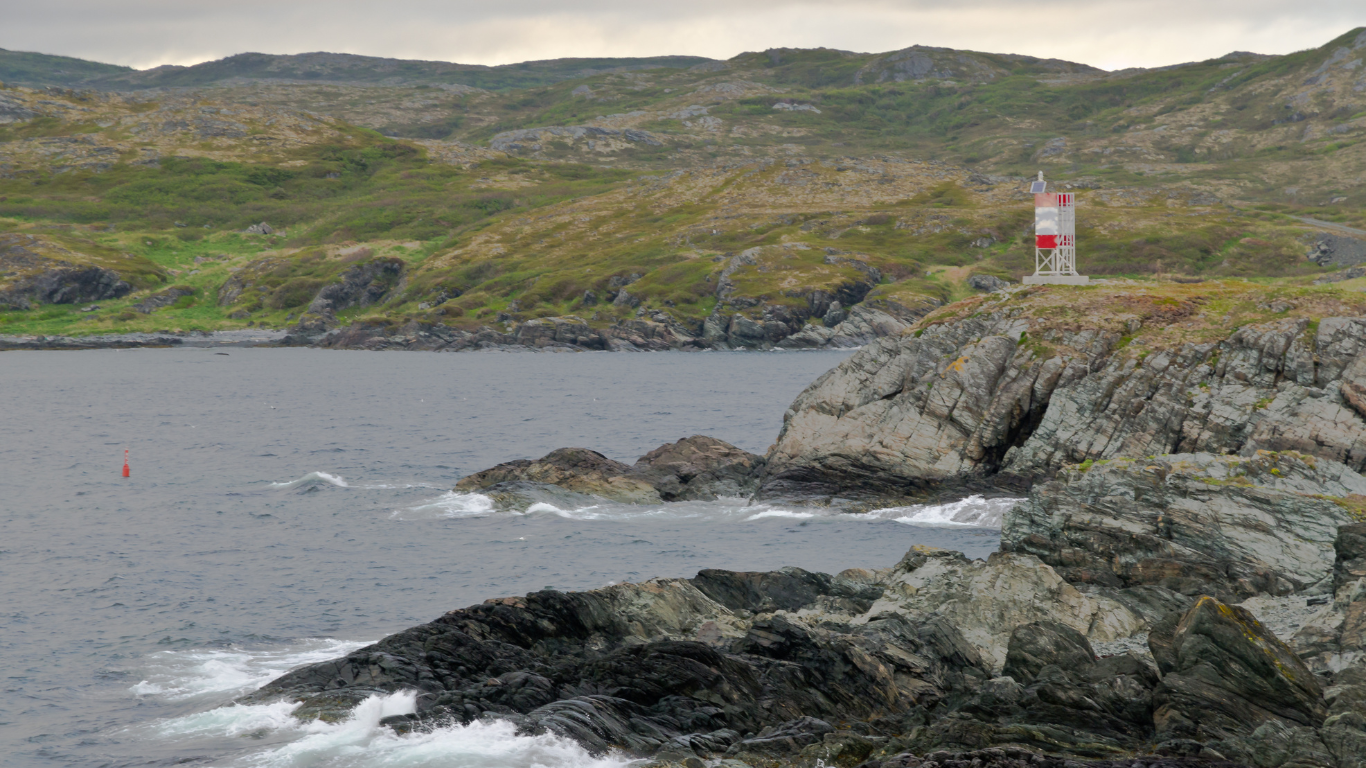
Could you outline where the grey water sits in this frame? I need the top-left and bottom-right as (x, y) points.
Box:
(0, 348), (1004, 768)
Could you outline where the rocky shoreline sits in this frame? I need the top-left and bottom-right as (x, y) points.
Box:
(236, 293), (1366, 767)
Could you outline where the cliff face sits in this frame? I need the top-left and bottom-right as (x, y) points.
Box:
(759, 283), (1366, 503)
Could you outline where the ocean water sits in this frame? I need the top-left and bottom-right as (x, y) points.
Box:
(0, 348), (1008, 767)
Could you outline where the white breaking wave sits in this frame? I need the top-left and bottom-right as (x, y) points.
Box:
(131, 638), (371, 701)
(153, 691), (629, 768)
(860, 495), (1021, 528)
(271, 471), (350, 490)
(392, 491), (496, 519)
(395, 492), (1017, 528)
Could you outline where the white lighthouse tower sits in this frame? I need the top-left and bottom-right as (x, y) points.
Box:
(1022, 172), (1088, 285)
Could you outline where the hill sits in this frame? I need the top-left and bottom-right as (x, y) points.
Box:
(0, 30), (1363, 346)
(0, 49), (715, 91)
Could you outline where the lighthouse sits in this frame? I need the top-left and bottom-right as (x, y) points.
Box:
(1022, 172), (1088, 285)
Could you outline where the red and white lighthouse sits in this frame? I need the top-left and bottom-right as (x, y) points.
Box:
(1023, 172), (1088, 285)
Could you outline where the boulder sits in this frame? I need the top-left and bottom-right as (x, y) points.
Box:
(454, 437), (765, 504)
(630, 436), (766, 500)
(1151, 596), (1328, 761)
(455, 447), (662, 503)
(1002, 452), (1364, 599)
(999, 621), (1095, 684)
(967, 275), (1010, 293)
(863, 547), (1145, 671)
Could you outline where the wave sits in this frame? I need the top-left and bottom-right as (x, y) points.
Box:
(395, 492), (1018, 528)
(268, 473), (442, 492)
(270, 471), (350, 490)
(131, 638), (370, 701)
(153, 691), (629, 768)
(860, 495), (1020, 527)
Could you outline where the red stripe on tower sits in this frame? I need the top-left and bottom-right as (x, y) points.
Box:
(1036, 235), (1059, 249)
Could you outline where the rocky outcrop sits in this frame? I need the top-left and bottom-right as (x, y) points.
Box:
(759, 313), (1100, 502)
(760, 308), (1366, 503)
(292, 257), (405, 331)
(247, 541), (1312, 764)
(241, 563), (993, 756)
(1151, 596), (1330, 763)
(0, 233), (143, 309)
(1002, 452), (1365, 600)
(455, 447), (662, 504)
(0, 264), (133, 309)
(630, 436), (767, 501)
(453, 437), (766, 505)
(132, 285), (194, 313)
(1309, 233), (1366, 268)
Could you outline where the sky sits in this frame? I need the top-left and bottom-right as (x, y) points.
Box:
(3, 0), (1363, 73)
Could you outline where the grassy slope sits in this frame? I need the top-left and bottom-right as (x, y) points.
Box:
(0, 30), (1363, 337)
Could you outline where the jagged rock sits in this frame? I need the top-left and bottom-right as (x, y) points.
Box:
(759, 315), (1072, 501)
(761, 309), (1366, 502)
(1002, 452), (1365, 599)
(305, 258), (404, 317)
(999, 621), (1095, 684)
(241, 563), (991, 757)
(629, 436), (766, 501)
(243, 222), (275, 235)
(863, 547), (1144, 671)
(1150, 596), (1328, 762)
(823, 301), (847, 327)
(132, 285), (193, 313)
(1004, 317), (1366, 481)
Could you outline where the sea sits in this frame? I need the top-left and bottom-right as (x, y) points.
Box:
(0, 348), (1011, 768)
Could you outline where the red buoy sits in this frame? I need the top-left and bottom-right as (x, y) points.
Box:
(122, 448), (130, 478)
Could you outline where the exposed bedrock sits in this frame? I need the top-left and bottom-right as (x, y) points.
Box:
(758, 311), (1366, 503)
(245, 540), (1362, 765)
(453, 436), (767, 505)
(1001, 451), (1366, 600)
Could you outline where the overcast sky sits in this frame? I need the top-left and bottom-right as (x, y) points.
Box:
(3, 1), (1363, 73)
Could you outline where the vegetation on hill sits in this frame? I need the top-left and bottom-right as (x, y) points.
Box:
(0, 29), (1363, 340)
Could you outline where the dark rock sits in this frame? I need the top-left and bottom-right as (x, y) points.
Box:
(1000, 621), (1095, 684)
(1308, 233), (1366, 268)
(455, 437), (764, 504)
(133, 285), (193, 313)
(725, 717), (834, 758)
(630, 436), (766, 501)
(454, 447), (660, 503)
(1150, 596), (1327, 760)
(242, 567), (990, 758)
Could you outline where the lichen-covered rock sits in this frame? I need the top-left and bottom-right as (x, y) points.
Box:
(1150, 596), (1328, 761)
(1002, 452), (1364, 599)
(862, 547), (1145, 672)
(759, 314), (1108, 502)
(759, 307), (1366, 502)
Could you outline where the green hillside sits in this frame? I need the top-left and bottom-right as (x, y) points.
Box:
(0, 30), (1363, 340)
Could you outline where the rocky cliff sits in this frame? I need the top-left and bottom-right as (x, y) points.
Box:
(759, 283), (1366, 504)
